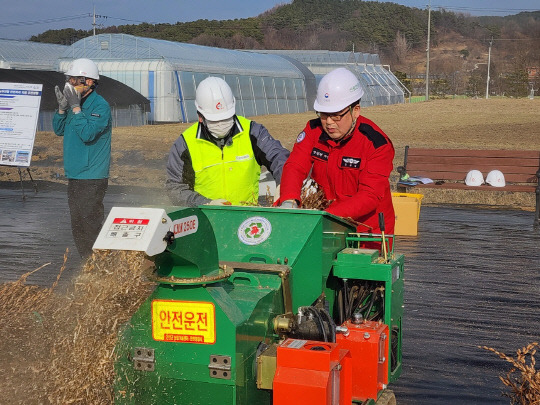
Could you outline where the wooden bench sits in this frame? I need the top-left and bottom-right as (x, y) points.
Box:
(395, 146), (540, 227)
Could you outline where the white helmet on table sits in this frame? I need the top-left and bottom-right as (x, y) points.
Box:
(314, 67), (364, 113)
(486, 170), (505, 187)
(195, 77), (236, 121)
(65, 58), (100, 80)
(465, 170), (484, 186)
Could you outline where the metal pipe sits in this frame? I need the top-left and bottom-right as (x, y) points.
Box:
(425, 1), (431, 101)
(486, 37), (493, 99)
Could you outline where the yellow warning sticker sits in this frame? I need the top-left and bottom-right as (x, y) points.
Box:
(152, 300), (216, 344)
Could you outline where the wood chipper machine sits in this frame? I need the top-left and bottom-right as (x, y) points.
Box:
(93, 205), (404, 404)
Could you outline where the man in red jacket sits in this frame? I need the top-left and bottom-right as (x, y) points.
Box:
(279, 67), (395, 235)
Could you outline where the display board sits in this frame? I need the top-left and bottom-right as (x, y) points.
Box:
(0, 82), (42, 168)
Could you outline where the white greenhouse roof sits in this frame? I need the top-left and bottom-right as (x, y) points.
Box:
(60, 34), (304, 78)
(0, 39), (68, 70)
(251, 50), (381, 66)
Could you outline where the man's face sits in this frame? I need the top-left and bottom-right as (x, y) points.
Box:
(68, 76), (94, 96)
(318, 104), (360, 140)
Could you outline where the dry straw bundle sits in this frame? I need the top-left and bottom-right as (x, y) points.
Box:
(482, 342), (540, 404)
(0, 252), (67, 403)
(300, 180), (329, 210)
(0, 249), (67, 318)
(47, 249), (155, 404)
(0, 249), (156, 404)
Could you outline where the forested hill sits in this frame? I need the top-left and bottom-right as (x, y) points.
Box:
(30, 0), (540, 54)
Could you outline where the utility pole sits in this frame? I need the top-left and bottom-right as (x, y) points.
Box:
(93, 5), (97, 36)
(425, 0), (431, 101)
(485, 36), (493, 99)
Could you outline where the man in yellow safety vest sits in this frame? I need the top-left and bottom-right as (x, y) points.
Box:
(166, 77), (290, 206)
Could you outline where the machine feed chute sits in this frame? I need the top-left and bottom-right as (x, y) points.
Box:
(94, 206), (221, 281)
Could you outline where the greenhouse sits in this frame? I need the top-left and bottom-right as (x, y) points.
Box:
(0, 35), (406, 126)
(0, 39), (68, 70)
(254, 50), (406, 106)
(58, 34), (314, 123)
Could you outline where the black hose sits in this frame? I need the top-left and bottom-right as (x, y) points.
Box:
(347, 285), (359, 319)
(311, 307), (328, 342)
(303, 307), (327, 342)
(363, 287), (384, 320)
(368, 288), (385, 321)
(349, 283), (370, 315)
(337, 289), (344, 325)
(351, 285), (371, 317)
(343, 279), (349, 321)
(318, 307), (336, 343)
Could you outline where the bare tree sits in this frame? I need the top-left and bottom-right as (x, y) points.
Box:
(393, 30), (411, 64)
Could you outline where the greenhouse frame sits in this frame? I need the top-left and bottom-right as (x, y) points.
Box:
(0, 39), (68, 71)
(254, 50), (406, 107)
(58, 34), (314, 123)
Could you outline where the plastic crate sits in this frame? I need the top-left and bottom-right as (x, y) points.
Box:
(391, 193), (424, 236)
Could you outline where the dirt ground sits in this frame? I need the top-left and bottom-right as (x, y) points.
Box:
(2, 97), (539, 209)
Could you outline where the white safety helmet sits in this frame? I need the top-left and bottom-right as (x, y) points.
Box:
(195, 77), (236, 121)
(486, 170), (506, 187)
(314, 67), (365, 113)
(465, 170), (484, 186)
(65, 58), (100, 80)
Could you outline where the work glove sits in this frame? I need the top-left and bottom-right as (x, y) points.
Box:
(280, 199), (298, 209)
(301, 178), (318, 197)
(206, 199), (231, 206)
(54, 85), (68, 111)
(63, 83), (81, 110)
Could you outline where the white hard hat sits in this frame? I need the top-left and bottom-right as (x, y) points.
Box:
(314, 68), (364, 113)
(195, 77), (236, 121)
(465, 170), (484, 186)
(486, 170), (506, 187)
(65, 58), (99, 80)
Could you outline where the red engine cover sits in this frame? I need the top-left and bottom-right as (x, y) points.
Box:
(336, 320), (389, 401)
(273, 339), (352, 405)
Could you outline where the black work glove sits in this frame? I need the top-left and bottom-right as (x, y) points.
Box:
(54, 85), (68, 111)
(63, 83), (81, 110)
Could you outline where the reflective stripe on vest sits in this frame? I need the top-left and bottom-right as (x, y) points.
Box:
(183, 116), (260, 205)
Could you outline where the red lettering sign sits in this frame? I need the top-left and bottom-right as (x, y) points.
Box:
(113, 218), (150, 225)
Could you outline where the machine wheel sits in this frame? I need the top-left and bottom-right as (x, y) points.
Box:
(375, 389), (397, 405)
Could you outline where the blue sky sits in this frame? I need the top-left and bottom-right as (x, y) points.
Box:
(1, 0), (538, 40)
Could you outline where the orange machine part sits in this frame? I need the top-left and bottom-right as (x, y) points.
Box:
(336, 320), (389, 401)
(273, 339), (352, 405)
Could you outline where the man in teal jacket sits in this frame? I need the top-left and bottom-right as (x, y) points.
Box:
(53, 58), (112, 259)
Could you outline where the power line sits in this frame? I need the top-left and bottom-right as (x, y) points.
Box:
(0, 14), (90, 28)
(432, 5), (539, 14)
(0, 13), (241, 31)
(0, 13), (164, 30)
(97, 16), (160, 25)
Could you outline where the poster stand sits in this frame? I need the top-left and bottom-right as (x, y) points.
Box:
(17, 167), (38, 200)
(0, 81), (43, 201)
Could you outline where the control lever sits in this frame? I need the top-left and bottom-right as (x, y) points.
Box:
(379, 212), (388, 262)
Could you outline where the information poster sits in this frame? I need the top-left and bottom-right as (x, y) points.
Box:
(0, 82), (42, 167)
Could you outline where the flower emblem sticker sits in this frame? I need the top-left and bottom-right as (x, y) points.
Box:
(237, 216), (272, 245)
